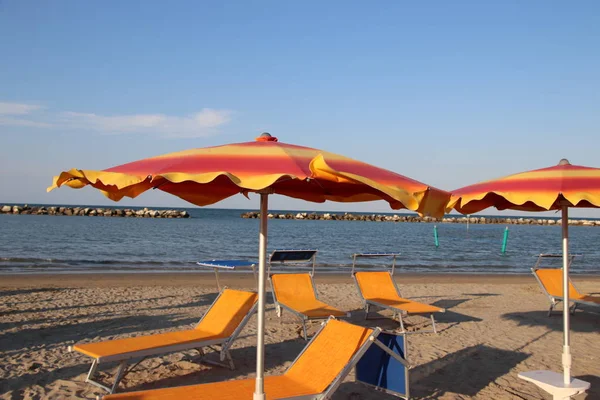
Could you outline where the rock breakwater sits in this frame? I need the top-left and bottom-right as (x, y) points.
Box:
(0, 205), (190, 218)
(241, 211), (600, 226)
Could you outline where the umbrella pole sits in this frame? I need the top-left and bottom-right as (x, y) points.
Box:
(253, 193), (269, 400)
(517, 205), (589, 398)
(561, 205), (571, 385)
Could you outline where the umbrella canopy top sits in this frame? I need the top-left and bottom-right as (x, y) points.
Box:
(49, 134), (450, 218)
(448, 159), (600, 214)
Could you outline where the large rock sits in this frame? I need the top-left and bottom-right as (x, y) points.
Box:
(1, 205), (11, 213)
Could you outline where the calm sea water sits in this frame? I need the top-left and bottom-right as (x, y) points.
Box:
(1, 207), (599, 275)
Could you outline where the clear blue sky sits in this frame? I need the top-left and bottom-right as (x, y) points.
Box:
(1, 1), (599, 216)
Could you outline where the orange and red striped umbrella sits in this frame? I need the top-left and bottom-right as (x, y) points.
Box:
(47, 133), (452, 400)
(447, 158), (600, 390)
(447, 159), (600, 214)
(49, 134), (450, 218)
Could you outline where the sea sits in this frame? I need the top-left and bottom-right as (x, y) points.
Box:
(1, 207), (599, 275)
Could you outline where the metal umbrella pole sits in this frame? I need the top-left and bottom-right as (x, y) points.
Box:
(254, 192), (269, 400)
(561, 205), (571, 385)
(518, 204), (589, 400)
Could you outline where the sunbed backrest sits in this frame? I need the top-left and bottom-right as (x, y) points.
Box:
(535, 269), (582, 299)
(271, 273), (317, 302)
(196, 289), (257, 336)
(285, 319), (373, 392)
(355, 271), (399, 300)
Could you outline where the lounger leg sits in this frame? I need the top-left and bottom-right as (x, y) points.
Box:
(222, 349), (235, 370)
(276, 305), (282, 318)
(84, 359), (115, 393)
(548, 303), (555, 317)
(364, 304), (370, 320)
(109, 361), (128, 394)
(431, 314), (437, 334)
(570, 303), (577, 314)
(398, 314), (405, 332)
(302, 320), (308, 340)
(86, 359), (99, 383)
(194, 346), (236, 370)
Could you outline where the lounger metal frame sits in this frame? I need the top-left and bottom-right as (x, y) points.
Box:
(196, 260), (257, 291)
(351, 252), (401, 276)
(97, 317), (411, 400)
(277, 316), (410, 400)
(268, 250), (350, 340)
(351, 253), (441, 334)
(71, 289), (258, 394)
(531, 253), (599, 316)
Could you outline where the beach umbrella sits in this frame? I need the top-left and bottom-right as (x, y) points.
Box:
(448, 158), (598, 399)
(49, 132), (450, 400)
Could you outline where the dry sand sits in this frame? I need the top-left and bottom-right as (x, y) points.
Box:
(1, 273), (598, 399)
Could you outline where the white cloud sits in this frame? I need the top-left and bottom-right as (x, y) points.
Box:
(193, 109), (231, 128)
(0, 102), (44, 115)
(0, 102), (232, 138)
(60, 112), (167, 131)
(0, 116), (52, 128)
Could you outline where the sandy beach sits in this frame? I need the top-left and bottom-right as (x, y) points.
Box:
(1, 273), (598, 399)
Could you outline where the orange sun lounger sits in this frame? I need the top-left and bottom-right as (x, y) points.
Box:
(532, 268), (600, 315)
(270, 273), (349, 339)
(70, 288), (258, 394)
(101, 318), (409, 400)
(268, 250), (349, 339)
(353, 270), (444, 333)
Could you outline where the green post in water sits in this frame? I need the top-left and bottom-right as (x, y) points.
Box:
(434, 225), (439, 247)
(501, 226), (509, 254)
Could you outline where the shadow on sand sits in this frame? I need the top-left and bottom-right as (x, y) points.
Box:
(0, 287), (62, 298)
(345, 295), (484, 334)
(0, 313), (200, 354)
(1, 295), (179, 316)
(151, 292), (220, 310)
(575, 375), (600, 399)
(409, 344), (529, 399)
(0, 337), (306, 395)
(502, 310), (600, 333)
(113, 338), (307, 393)
(328, 344), (530, 399)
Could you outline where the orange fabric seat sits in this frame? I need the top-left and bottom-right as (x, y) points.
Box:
(534, 269), (600, 306)
(354, 271), (443, 315)
(74, 330), (224, 360)
(74, 289), (258, 361)
(103, 319), (374, 400)
(271, 273), (346, 318)
(368, 297), (443, 314)
(71, 289), (258, 394)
